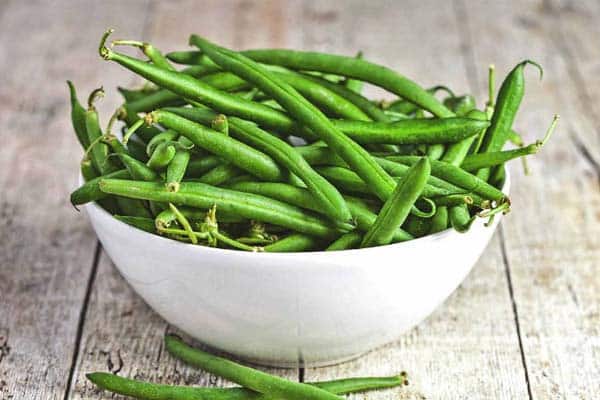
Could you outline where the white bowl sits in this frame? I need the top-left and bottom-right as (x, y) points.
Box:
(84, 173), (509, 367)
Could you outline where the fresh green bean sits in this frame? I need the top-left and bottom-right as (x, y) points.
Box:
(460, 114), (558, 172)
(166, 50), (217, 66)
(477, 60), (543, 180)
(326, 231), (363, 251)
(85, 87), (115, 174)
(238, 48), (455, 118)
(186, 156), (222, 177)
(147, 130), (179, 156)
(166, 148), (191, 192)
(117, 153), (159, 181)
(384, 85), (454, 115)
(114, 215), (156, 233)
(343, 51), (365, 94)
(226, 182), (413, 242)
(80, 158), (98, 182)
(112, 39), (176, 71)
(196, 163), (242, 186)
(163, 107), (352, 222)
(443, 94), (476, 117)
(67, 81), (90, 149)
(147, 141), (177, 170)
(191, 35), (397, 202)
(362, 157), (430, 247)
(429, 206), (449, 234)
(164, 334), (346, 400)
(87, 370), (407, 400)
(99, 31), (297, 133)
(264, 233), (321, 252)
(449, 204), (474, 233)
(70, 169), (130, 206)
(116, 197), (153, 218)
(384, 156), (506, 202)
(329, 118), (488, 145)
(300, 73), (390, 122)
(99, 180), (352, 237)
(146, 110), (285, 182)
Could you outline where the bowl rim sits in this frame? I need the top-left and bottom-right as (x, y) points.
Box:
(83, 170), (510, 257)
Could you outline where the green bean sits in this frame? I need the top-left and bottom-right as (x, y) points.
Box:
(166, 50), (217, 66)
(164, 335), (345, 400)
(460, 115), (558, 172)
(384, 156), (506, 202)
(385, 85), (454, 115)
(211, 113), (229, 135)
(264, 233), (321, 252)
(272, 70), (370, 120)
(166, 147), (191, 192)
(99, 180), (352, 237)
(343, 51), (365, 94)
(112, 39), (176, 71)
(429, 206), (449, 234)
(87, 370), (407, 400)
(403, 215), (431, 238)
(443, 94), (476, 117)
(238, 48), (454, 118)
(442, 109), (488, 167)
(300, 74), (390, 122)
(99, 31), (297, 133)
(85, 87), (116, 174)
(117, 153), (159, 181)
(145, 110), (285, 182)
(196, 163), (242, 186)
(191, 35), (396, 202)
(361, 157), (430, 248)
(67, 81), (90, 149)
(70, 169), (129, 206)
(477, 60), (543, 180)
(226, 182), (413, 242)
(147, 141), (177, 170)
(327, 118), (489, 145)
(116, 197), (153, 218)
(120, 104), (163, 143)
(117, 85), (157, 102)
(326, 231), (363, 251)
(114, 215), (156, 233)
(449, 204), (474, 233)
(186, 156), (222, 177)
(164, 107), (351, 222)
(426, 144), (445, 160)
(80, 158), (98, 182)
(147, 130), (179, 156)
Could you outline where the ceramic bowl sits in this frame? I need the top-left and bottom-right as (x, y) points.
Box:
(84, 173), (509, 367)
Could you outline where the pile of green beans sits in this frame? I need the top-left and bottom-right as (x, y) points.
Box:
(87, 334), (409, 399)
(68, 29), (558, 251)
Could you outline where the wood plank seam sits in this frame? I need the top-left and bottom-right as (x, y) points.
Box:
(499, 227), (533, 400)
(62, 241), (102, 400)
(568, 131), (600, 189)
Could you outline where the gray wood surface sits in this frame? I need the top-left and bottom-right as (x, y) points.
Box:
(0, 0), (598, 399)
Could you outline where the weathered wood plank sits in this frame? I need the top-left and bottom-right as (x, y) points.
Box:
(301, 1), (530, 398)
(69, 2), (299, 398)
(0, 1), (149, 398)
(465, 0), (600, 398)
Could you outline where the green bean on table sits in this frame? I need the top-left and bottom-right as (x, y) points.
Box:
(87, 369), (407, 400)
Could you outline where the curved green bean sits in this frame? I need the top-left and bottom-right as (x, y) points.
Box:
(326, 231), (363, 251)
(362, 157), (430, 248)
(99, 179), (352, 237)
(264, 233), (322, 252)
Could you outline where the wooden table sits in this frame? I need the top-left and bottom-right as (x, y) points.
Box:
(1, 0), (598, 398)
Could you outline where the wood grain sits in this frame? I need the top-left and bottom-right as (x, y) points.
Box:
(464, 0), (600, 398)
(0, 1), (148, 398)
